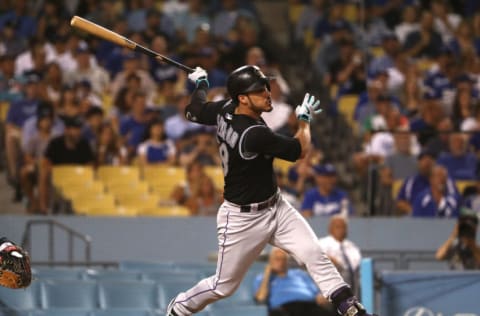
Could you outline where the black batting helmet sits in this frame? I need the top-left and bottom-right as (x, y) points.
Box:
(227, 65), (271, 103)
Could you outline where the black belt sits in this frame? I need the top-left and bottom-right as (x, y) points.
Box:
(240, 193), (279, 212)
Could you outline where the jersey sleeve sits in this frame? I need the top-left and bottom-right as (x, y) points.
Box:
(184, 81), (225, 125)
(242, 125), (301, 162)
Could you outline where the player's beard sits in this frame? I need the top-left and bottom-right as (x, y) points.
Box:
(248, 95), (273, 113)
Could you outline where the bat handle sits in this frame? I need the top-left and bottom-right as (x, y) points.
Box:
(133, 44), (194, 73)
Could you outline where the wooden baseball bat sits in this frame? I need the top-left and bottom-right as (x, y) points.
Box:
(70, 15), (194, 73)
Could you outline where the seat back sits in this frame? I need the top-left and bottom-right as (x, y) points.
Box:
(209, 305), (268, 316)
(98, 280), (157, 309)
(41, 280), (98, 309)
(84, 269), (142, 281)
(0, 280), (41, 310)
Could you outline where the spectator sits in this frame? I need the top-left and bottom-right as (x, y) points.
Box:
(19, 103), (55, 213)
(212, 0), (254, 41)
(82, 106), (105, 148)
(0, 20), (27, 57)
(431, 0), (461, 44)
(261, 76), (293, 132)
(369, 33), (401, 78)
(0, 55), (23, 103)
(64, 46), (110, 98)
(95, 123), (127, 166)
(412, 165), (460, 217)
(165, 93), (203, 141)
(113, 73), (142, 118)
(171, 161), (206, 205)
(110, 52), (156, 102)
(148, 35), (180, 84)
(404, 11), (444, 59)
(453, 89), (476, 131)
(381, 130), (418, 181)
(395, 5), (420, 45)
(38, 116), (95, 214)
(137, 118), (176, 167)
(318, 216), (362, 296)
(367, 0), (404, 29)
(294, 0), (325, 48)
(287, 148), (322, 196)
(14, 39), (54, 77)
(437, 132), (477, 180)
(185, 175), (223, 216)
(436, 212), (480, 269)
(43, 62), (63, 106)
(396, 148), (458, 215)
(449, 21), (478, 58)
(325, 38), (366, 96)
(178, 130), (221, 166)
(275, 169), (300, 210)
(253, 247), (336, 316)
(5, 74), (42, 200)
(0, 0), (37, 40)
(49, 34), (76, 73)
(301, 164), (351, 218)
(119, 92), (152, 159)
(141, 8), (175, 43)
(172, 0), (210, 44)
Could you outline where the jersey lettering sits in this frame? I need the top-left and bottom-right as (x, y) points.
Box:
(217, 115), (239, 149)
(219, 142), (229, 176)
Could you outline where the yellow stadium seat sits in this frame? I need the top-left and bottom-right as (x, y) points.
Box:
(118, 194), (160, 210)
(392, 179), (403, 198)
(72, 193), (116, 215)
(273, 159), (294, 175)
(106, 182), (150, 196)
(0, 101), (10, 122)
(84, 206), (137, 217)
(143, 166), (186, 200)
(52, 166), (95, 187)
(456, 181), (476, 195)
(139, 205), (191, 217)
(61, 181), (105, 200)
(416, 59), (435, 72)
(338, 95), (359, 128)
(369, 46), (384, 58)
(204, 166), (224, 190)
(344, 3), (358, 23)
(97, 166), (140, 185)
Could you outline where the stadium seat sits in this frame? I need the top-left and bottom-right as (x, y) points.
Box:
(391, 179), (403, 198)
(0, 310), (31, 316)
(204, 166), (224, 190)
(337, 95), (359, 128)
(84, 269), (142, 281)
(157, 280), (198, 310)
(138, 205), (190, 217)
(0, 280), (41, 310)
(143, 166), (186, 201)
(52, 166), (95, 187)
(41, 280), (98, 309)
(82, 206), (138, 217)
(92, 309), (152, 316)
(98, 280), (157, 309)
(142, 270), (201, 284)
(118, 195), (160, 211)
(456, 180), (476, 196)
(60, 181), (106, 200)
(32, 267), (86, 281)
(209, 305), (268, 316)
(30, 309), (91, 316)
(72, 193), (116, 215)
(97, 166), (141, 185)
(273, 159), (294, 175)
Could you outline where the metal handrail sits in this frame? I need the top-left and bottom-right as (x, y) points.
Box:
(21, 219), (92, 267)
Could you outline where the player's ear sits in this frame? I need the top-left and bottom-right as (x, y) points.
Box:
(237, 94), (248, 104)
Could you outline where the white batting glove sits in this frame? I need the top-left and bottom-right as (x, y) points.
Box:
(188, 67), (209, 87)
(295, 93), (322, 123)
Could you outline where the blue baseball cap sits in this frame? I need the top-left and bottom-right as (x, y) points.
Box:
(314, 164), (337, 176)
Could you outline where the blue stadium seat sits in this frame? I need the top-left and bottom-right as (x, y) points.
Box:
(32, 267), (86, 281)
(119, 261), (175, 271)
(157, 280), (199, 310)
(0, 310), (31, 316)
(142, 270), (201, 284)
(98, 281), (157, 309)
(41, 280), (98, 309)
(84, 269), (142, 281)
(209, 305), (268, 316)
(30, 309), (91, 316)
(91, 309), (152, 316)
(151, 310), (209, 316)
(0, 281), (41, 310)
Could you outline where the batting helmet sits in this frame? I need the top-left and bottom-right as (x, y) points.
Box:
(227, 65), (271, 103)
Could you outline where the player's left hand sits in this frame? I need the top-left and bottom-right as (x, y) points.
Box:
(188, 67), (209, 87)
(0, 238), (31, 289)
(295, 93), (322, 123)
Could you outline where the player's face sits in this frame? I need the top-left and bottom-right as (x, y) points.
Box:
(269, 248), (288, 274)
(246, 87), (272, 113)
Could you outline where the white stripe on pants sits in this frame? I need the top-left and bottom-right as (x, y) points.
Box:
(171, 194), (347, 315)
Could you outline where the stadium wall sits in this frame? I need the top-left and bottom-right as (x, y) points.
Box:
(0, 216), (461, 263)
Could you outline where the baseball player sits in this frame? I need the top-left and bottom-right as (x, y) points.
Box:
(166, 65), (376, 316)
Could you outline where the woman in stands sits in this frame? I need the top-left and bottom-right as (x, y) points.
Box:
(95, 122), (128, 166)
(185, 175), (223, 216)
(137, 118), (176, 167)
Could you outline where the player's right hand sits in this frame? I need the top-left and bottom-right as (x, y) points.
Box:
(188, 67), (209, 87)
(295, 93), (321, 123)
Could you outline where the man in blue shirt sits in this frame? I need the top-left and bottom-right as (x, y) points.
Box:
(253, 247), (335, 316)
(397, 149), (458, 215)
(437, 133), (477, 180)
(301, 164), (351, 217)
(412, 165), (460, 218)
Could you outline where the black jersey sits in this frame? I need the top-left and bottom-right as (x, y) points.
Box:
(185, 82), (301, 204)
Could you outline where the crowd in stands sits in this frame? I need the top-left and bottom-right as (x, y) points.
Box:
(2, 0), (480, 219)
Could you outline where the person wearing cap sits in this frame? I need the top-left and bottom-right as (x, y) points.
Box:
(396, 149), (458, 215)
(394, 6), (420, 45)
(38, 115), (94, 214)
(436, 211), (480, 269)
(19, 102), (56, 213)
(368, 33), (400, 77)
(301, 164), (351, 217)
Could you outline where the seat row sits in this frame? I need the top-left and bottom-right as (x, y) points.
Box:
(52, 165), (224, 216)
